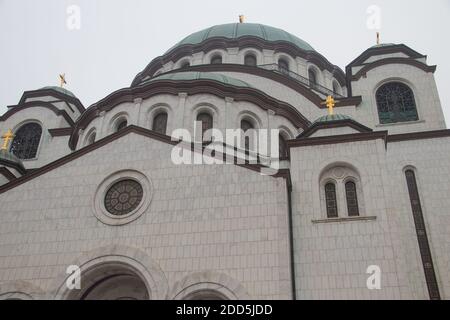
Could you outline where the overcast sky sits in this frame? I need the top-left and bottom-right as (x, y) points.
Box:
(1, 0), (449, 126)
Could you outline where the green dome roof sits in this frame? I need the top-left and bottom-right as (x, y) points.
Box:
(145, 71), (252, 88)
(40, 86), (76, 98)
(167, 23), (315, 53)
(314, 114), (352, 124)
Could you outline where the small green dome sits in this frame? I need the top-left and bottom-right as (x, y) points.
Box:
(167, 23), (315, 53)
(145, 71), (252, 88)
(40, 86), (76, 98)
(314, 114), (352, 124)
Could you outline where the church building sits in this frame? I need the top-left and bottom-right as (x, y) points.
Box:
(0, 21), (449, 300)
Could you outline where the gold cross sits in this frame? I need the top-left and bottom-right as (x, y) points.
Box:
(1, 129), (15, 151)
(376, 32), (380, 45)
(239, 15), (245, 23)
(59, 73), (67, 88)
(321, 95), (339, 115)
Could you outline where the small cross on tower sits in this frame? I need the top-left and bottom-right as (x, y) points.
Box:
(321, 95), (339, 115)
(59, 73), (67, 88)
(1, 129), (15, 151)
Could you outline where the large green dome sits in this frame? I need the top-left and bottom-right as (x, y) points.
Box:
(167, 23), (315, 53)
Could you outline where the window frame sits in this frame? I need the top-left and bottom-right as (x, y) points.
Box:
(10, 122), (43, 160)
(375, 81), (419, 124)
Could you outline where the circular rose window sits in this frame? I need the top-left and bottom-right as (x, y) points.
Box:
(104, 179), (143, 216)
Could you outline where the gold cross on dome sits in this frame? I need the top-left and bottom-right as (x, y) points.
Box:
(321, 95), (339, 115)
(59, 73), (67, 88)
(1, 129), (15, 151)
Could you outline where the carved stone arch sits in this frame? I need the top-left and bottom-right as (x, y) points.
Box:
(169, 271), (250, 300)
(148, 103), (172, 134)
(237, 110), (263, 129)
(176, 57), (192, 69)
(51, 244), (168, 300)
(307, 63), (323, 86)
(83, 127), (97, 147)
(274, 52), (296, 73)
(0, 280), (45, 300)
(278, 125), (294, 139)
(240, 48), (262, 66)
(204, 49), (227, 64)
(315, 158), (368, 219)
(332, 79), (343, 95)
(108, 111), (130, 134)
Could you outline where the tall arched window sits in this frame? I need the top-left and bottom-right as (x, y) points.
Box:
(405, 169), (441, 299)
(325, 182), (338, 218)
(278, 59), (289, 75)
(376, 82), (418, 124)
(345, 181), (359, 216)
(244, 54), (257, 66)
(116, 119), (127, 132)
(86, 131), (96, 146)
(241, 119), (254, 150)
(197, 112), (213, 142)
(211, 55), (222, 64)
(152, 112), (168, 134)
(279, 134), (288, 158)
(10, 123), (42, 159)
(308, 69), (317, 86)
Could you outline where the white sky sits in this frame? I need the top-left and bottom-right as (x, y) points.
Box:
(0, 0), (449, 126)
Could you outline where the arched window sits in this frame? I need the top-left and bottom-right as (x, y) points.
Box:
(152, 112), (168, 134)
(116, 119), (127, 132)
(86, 131), (96, 146)
(333, 81), (342, 95)
(279, 134), (288, 158)
(325, 182), (338, 218)
(244, 54), (257, 66)
(10, 123), (42, 159)
(211, 55), (222, 64)
(308, 69), (317, 86)
(345, 181), (359, 216)
(181, 61), (190, 69)
(405, 169), (441, 299)
(241, 119), (254, 150)
(376, 82), (418, 124)
(278, 59), (289, 74)
(197, 112), (213, 142)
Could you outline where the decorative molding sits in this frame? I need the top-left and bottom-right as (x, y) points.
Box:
(298, 119), (373, 138)
(287, 131), (388, 148)
(68, 79), (312, 149)
(0, 101), (75, 127)
(48, 127), (73, 137)
(19, 89), (85, 113)
(0, 167), (16, 181)
(0, 158), (27, 175)
(387, 129), (450, 143)
(351, 57), (436, 81)
(139, 64), (362, 109)
(131, 36), (346, 86)
(312, 216), (376, 224)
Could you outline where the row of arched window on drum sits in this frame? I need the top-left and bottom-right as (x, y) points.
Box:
(7, 81), (417, 160)
(83, 112), (289, 157)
